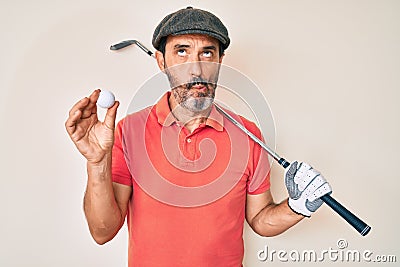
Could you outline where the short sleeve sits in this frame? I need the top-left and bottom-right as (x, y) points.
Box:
(243, 119), (271, 195)
(112, 119), (133, 186)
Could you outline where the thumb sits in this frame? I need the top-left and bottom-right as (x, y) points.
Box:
(285, 161), (301, 199)
(104, 101), (120, 130)
(285, 161), (298, 183)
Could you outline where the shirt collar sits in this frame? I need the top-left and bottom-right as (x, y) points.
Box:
(155, 92), (224, 132)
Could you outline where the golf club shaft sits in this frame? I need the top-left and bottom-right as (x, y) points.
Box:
(213, 104), (290, 168)
(214, 103), (371, 236)
(110, 39), (371, 236)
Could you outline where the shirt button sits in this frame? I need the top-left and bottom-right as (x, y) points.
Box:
(187, 138), (192, 143)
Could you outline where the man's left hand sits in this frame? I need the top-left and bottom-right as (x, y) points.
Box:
(285, 161), (332, 217)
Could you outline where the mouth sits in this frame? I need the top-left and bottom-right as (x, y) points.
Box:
(191, 84), (207, 92)
(186, 81), (208, 90)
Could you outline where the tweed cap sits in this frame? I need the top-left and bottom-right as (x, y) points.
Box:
(152, 7), (230, 51)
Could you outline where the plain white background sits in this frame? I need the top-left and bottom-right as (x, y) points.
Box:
(1, 0), (399, 266)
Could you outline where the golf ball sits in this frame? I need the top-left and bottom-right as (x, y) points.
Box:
(97, 90), (115, 109)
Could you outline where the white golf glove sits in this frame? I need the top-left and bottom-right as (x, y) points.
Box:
(285, 161), (332, 217)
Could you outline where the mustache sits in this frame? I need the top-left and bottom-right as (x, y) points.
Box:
(186, 77), (216, 90)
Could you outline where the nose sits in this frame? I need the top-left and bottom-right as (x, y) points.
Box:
(188, 56), (202, 77)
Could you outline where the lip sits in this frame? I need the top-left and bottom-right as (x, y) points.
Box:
(191, 84), (207, 91)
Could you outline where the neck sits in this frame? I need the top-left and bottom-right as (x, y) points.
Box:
(168, 93), (212, 133)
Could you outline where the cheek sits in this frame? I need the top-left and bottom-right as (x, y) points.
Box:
(165, 53), (186, 66)
(172, 87), (188, 99)
(167, 67), (193, 86)
(203, 64), (220, 79)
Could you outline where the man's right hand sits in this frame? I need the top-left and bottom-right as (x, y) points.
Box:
(65, 89), (119, 164)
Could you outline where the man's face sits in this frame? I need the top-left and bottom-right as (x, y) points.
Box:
(156, 34), (224, 112)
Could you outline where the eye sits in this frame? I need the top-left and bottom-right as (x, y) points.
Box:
(177, 49), (187, 56)
(203, 51), (213, 58)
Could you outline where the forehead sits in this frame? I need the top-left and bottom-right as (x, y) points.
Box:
(166, 34), (220, 47)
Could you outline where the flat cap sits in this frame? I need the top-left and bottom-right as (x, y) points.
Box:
(152, 7), (230, 51)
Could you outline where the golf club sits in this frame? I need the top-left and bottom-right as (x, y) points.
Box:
(110, 39), (371, 236)
(110, 40), (156, 58)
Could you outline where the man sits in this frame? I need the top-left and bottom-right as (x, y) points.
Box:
(65, 7), (332, 267)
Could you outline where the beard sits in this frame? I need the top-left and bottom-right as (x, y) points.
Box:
(179, 93), (215, 112)
(165, 66), (219, 113)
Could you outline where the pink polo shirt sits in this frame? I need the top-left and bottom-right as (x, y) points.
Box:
(112, 92), (271, 266)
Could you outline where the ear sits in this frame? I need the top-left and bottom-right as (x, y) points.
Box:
(219, 53), (225, 64)
(155, 51), (165, 71)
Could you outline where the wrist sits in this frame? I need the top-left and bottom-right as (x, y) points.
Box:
(87, 152), (112, 179)
(87, 152), (111, 166)
(287, 198), (310, 218)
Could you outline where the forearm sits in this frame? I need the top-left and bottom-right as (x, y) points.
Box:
(84, 153), (123, 244)
(251, 198), (304, 237)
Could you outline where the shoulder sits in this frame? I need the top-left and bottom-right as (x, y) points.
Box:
(115, 105), (155, 133)
(217, 105), (263, 140)
(237, 115), (263, 140)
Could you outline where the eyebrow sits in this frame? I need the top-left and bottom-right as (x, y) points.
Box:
(203, 45), (217, 51)
(173, 44), (217, 50)
(174, 44), (190, 49)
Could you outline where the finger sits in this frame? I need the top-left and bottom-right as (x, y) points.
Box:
(301, 175), (326, 199)
(306, 198), (324, 212)
(68, 97), (90, 117)
(307, 182), (332, 202)
(296, 169), (321, 191)
(65, 90), (99, 135)
(293, 162), (314, 185)
(65, 109), (82, 136)
(81, 89), (100, 118)
(103, 101), (120, 130)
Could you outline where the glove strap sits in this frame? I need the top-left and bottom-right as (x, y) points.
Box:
(287, 198), (311, 217)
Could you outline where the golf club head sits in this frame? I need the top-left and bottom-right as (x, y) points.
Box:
(110, 39), (155, 58)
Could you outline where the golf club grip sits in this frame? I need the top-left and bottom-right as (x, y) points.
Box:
(277, 158), (370, 236)
(321, 194), (371, 236)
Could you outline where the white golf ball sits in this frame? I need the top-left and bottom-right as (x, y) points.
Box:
(97, 90), (115, 109)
